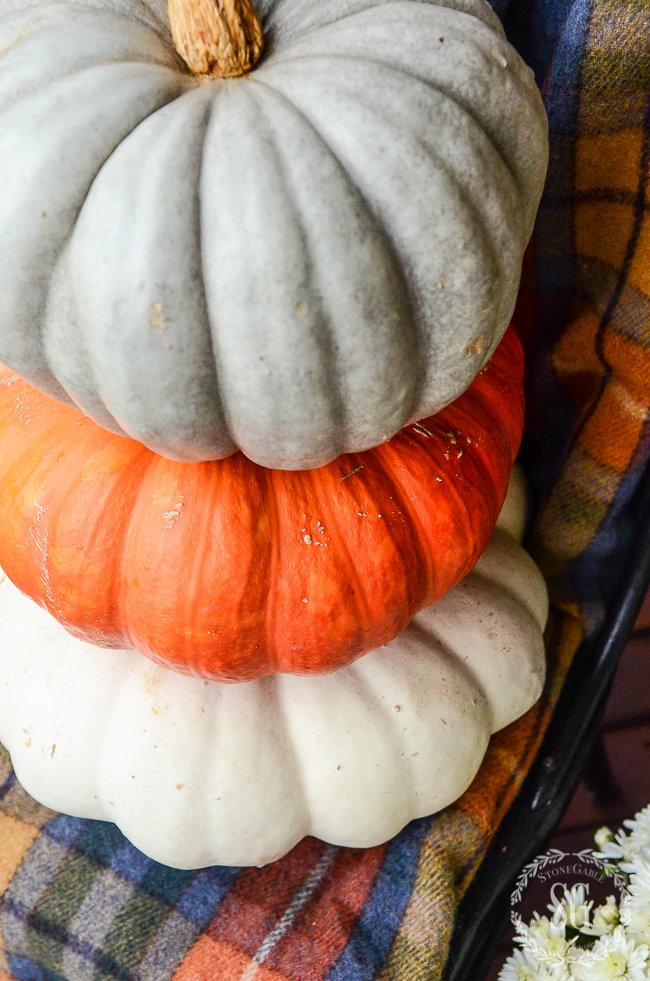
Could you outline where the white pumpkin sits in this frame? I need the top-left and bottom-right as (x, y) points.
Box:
(0, 0), (547, 468)
(0, 479), (547, 868)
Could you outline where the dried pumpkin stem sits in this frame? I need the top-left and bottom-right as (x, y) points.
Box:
(168, 0), (263, 78)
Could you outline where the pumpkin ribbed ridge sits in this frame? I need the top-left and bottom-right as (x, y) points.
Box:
(0, 327), (524, 680)
(0, 0), (546, 467)
(0, 522), (548, 867)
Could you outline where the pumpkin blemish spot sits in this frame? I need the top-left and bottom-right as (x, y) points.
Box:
(341, 465), (364, 480)
(149, 301), (167, 330)
(436, 476), (443, 482)
(394, 705), (401, 712)
(464, 334), (485, 357)
(303, 534), (313, 544)
(302, 598), (308, 603)
(50, 744), (55, 757)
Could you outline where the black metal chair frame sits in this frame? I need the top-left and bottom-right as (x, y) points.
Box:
(443, 463), (650, 981)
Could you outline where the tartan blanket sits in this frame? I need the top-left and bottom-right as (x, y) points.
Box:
(1, 0), (650, 978)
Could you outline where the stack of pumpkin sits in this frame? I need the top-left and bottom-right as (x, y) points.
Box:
(0, 0), (549, 866)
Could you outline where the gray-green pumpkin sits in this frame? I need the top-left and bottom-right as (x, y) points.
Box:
(0, 0), (547, 468)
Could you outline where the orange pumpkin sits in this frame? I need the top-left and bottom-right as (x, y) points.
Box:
(0, 328), (524, 681)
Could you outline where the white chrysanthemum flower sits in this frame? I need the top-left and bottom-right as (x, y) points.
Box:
(549, 885), (594, 931)
(627, 851), (650, 900)
(514, 913), (563, 944)
(595, 828), (615, 850)
(499, 947), (569, 980)
(528, 914), (568, 941)
(596, 831), (637, 869)
(596, 807), (650, 873)
(619, 894), (650, 947)
(623, 806), (650, 853)
(568, 926), (648, 980)
(612, 849), (650, 946)
(587, 897), (620, 937)
(516, 915), (575, 967)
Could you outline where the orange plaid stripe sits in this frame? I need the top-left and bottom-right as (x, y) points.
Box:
(533, 0), (650, 617)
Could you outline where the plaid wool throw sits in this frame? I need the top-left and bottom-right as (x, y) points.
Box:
(2, 0), (650, 978)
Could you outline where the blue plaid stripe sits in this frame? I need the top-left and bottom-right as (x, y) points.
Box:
(325, 820), (429, 981)
(2, 819), (242, 981)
